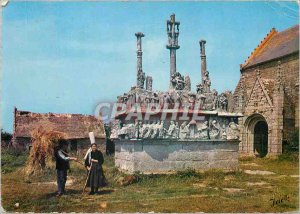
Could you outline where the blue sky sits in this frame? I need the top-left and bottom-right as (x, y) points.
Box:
(1, 1), (299, 132)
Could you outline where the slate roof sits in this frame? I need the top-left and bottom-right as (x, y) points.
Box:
(241, 24), (299, 69)
(14, 108), (106, 139)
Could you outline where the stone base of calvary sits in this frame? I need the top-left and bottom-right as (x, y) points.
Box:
(115, 139), (239, 174)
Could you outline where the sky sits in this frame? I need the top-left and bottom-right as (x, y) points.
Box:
(1, 1), (299, 133)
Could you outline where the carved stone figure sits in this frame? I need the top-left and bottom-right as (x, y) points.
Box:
(152, 93), (159, 103)
(137, 69), (145, 89)
(141, 121), (149, 137)
(179, 121), (190, 139)
(184, 76), (191, 91)
(188, 92), (196, 104)
(218, 93), (228, 111)
(167, 121), (176, 138)
(210, 120), (220, 139)
(146, 76), (153, 91)
(212, 89), (218, 110)
(139, 122), (145, 138)
(196, 83), (204, 95)
(134, 120), (139, 138)
(196, 93), (206, 109)
(171, 72), (185, 90)
(118, 124), (135, 139)
(188, 120), (197, 138)
(227, 121), (240, 140)
(180, 91), (189, 103)
(158, 121), (166, 138)
(175, 122), (180, 138)
(198, 121), (209, 139)
(203, 70), (211, 92)
(119, 94), (129, 104)
(163, 92), (172, 104)
(127, 94), (134, 106)
(151, 121), (160, 138)
(172, 91), (182, 104)
(145, 95), (152, 104)
(144, 121), (154, 138)
(222, 130), (227, 140)
(110, 120), (121, 139)
(202, 92), (215, 111)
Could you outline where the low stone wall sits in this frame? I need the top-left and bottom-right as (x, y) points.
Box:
(115, 139), (240, 174)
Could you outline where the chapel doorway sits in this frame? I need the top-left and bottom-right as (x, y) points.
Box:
(253, 121), (268, 157)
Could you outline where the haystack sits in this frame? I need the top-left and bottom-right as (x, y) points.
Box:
(24, 127), (66, 176)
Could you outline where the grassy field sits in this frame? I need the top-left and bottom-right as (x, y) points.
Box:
(1, 149), (299, 213)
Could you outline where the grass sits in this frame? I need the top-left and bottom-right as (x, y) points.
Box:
(1, 149), (299, 213)
(1, 148), (29, 174)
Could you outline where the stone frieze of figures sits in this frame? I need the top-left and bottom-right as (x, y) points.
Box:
(114, 119), (240, 141)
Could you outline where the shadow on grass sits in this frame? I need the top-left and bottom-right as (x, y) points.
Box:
(41, 191), (59, 199)
(81, 188), (115, 195)
(99, 189), (115, 195)
(38, 188), (115, 200)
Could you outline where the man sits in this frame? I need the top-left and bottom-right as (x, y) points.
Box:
(55, 139), (77, 197)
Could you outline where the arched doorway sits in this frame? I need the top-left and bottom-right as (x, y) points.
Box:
(253, 121), (268, 157)
(244, 114), (269, 157)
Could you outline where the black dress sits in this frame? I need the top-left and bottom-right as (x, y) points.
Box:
(84, 150), (107, 188)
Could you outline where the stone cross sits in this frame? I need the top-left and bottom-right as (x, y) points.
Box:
(146, 76), (153, 91)
(135, 32), (145, 89)
(166, 14), (180, 89)
(184, 75), (191, 91)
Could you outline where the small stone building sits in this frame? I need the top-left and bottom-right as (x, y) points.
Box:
(12, 108), (106, 154)
(233, 25), (299, 157)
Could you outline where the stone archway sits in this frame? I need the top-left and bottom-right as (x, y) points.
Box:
(244, 114), (269, 157)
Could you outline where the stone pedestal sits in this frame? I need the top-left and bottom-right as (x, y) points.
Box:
(115, 139), (240, 174)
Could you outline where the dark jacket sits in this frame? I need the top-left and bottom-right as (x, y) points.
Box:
(84, 150), (104, 167)
(55, 149), (70, 170)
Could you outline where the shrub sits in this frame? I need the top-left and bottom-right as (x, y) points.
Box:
(283, 129), (299, 153)
(1, 130), (13, 141)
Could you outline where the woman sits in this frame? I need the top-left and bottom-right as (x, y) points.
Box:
(84, 143), (106, 195)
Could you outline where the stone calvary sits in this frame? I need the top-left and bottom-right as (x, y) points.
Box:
(111, 14), (243, 174)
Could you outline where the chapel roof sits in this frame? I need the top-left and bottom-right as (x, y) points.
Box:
(241, 24), (299, 69)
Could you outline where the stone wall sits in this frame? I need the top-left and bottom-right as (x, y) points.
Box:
(115, 139), (239, 174)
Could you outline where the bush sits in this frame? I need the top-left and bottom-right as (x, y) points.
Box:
(283, 129), (299, 153)
(1, 130), (12, 141)
(104, 124), (111, 138)
(106, 138), (115, 155)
